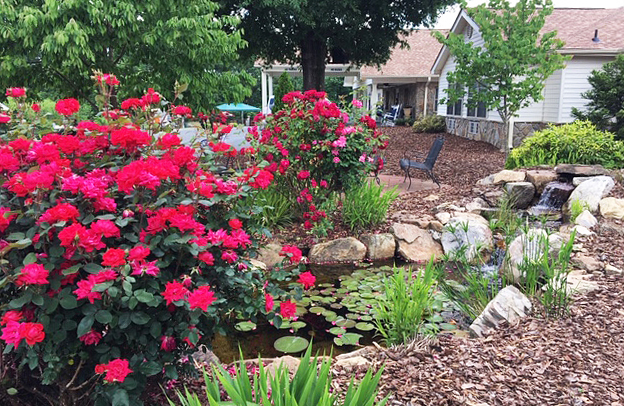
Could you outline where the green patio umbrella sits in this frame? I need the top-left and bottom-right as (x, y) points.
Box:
(216, 103), (261, 122)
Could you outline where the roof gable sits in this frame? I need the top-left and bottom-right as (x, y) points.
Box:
(432, 7), (624, 74)
(360, 29), (447, 78)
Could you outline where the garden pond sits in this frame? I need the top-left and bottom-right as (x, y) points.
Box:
(211, 262), (470, 363)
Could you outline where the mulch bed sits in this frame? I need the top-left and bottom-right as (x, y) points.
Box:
(270, 126), (507, 248)
(333, 274), (624, 406)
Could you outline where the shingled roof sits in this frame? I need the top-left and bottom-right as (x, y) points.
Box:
(543, 7), (624, 51)
(360, 29), (447, 78)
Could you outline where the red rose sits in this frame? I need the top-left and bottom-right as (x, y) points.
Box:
(160, 336), (176, 352)
(6, 87), (26, 98)
(188, 286), (216, 312)
(0, 114), (10, 124)
(228, 218), (243, 230)
(31, 103), (41, 112)
(55, 98), (80, 116)
(265, 293), (274, 313)
(101, 248), (126, 267)
(128, 245), (150, 261)
(279, 300), (297, 320)
(297, 271), (316, 289)
(79, 329), (102, 345)
(102, 359), (132, 383)
(19, 322), (45, 346)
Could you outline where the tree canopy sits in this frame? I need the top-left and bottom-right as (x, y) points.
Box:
(572, 54), (624, 140)
(0, 0), (254, 109)
(220, 0), (456, 91)
(434, 0), (568, 150)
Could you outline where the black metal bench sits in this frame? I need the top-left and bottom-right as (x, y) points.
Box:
(399, 136), (445, 189)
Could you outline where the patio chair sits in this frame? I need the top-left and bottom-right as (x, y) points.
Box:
(399, 136), (445, 189)
(382, 104), (402, 126)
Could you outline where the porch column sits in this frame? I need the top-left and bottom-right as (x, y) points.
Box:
(261, 71), (268, 114)
(369, 83), (379, 115)
(268, 74), (274, 112)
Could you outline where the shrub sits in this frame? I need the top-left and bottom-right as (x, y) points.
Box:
(372, 263), (436, 346)
(0, 82), (307, 405)
(273, 72), (295, 112)
(506, 121), (624, 169)
(342, 181), (399, 231)
(253, 90), (388, 231)
(169, 344), (389, 406)
(412, 115), (446, 133)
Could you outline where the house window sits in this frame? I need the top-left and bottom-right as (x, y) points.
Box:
(445, 83), (463, 116)
(468, 121), (479, 134)
(464, 25), (473, 39)
(434, 87), (439, 113)
(467, 84), (486, 118)
(447, 118), (456, 131)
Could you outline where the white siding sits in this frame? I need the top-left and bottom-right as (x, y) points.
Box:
(559, 56), (614, 122)
(542, 69), (562, 122)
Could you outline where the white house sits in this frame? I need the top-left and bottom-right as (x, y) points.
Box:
(432, 7), (624, 150)
(356, 29), (446, 119)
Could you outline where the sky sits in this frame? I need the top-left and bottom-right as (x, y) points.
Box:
(433, 0), (624, 29)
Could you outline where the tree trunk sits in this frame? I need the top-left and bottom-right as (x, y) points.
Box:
(300, 32), (327, 91)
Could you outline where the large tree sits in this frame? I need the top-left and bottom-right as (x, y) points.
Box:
(0, 0), (254, 109)
(572, 54), (624, 140)
(220, 0), (456, 91)
(434, 0), (568, 151)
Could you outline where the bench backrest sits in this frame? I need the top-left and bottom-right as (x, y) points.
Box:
(424, 137), (445, 169)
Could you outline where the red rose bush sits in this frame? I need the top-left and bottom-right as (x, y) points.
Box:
(0, 81), (308, 405)
(252, 90), (388, 231)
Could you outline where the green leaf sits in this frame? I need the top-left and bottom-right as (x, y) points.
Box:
(6, 388), (18, 396)
(95, 310), (113, 324)
(6, 232), (25, 241)
(112, 389), (129, 406)
(140, 361), (162, 377)
(130, 312), (150, 325)
(22, 252), (37, 265)
(9, 292), (32, 308)
(134, 290), (154, 304)
(77, 315), (95, 337)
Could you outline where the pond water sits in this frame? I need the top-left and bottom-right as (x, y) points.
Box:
(210, 261), (466, 363)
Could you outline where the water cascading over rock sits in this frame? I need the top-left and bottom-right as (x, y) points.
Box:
(528, 181), (575, 217)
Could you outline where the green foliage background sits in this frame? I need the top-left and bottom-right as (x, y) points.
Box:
(0, 0), (254, 110)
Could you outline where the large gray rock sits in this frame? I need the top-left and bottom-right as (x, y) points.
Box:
(599, 197), (624, 220)
(555, 164), (607, 177)
(505, 181), (535, 209)
(309, 237), (366, 263)
(469, 286), (532, 337)
(391, 223), (443, 263)
(440, 215), (493, 262)
(360, 233), (396, 260)
(257, 243), (283, 269)
(564, 176), (615, 214)
(525, 169), (558, 193)
(504, 229), (564, 283)
(492, 170), (526, 184)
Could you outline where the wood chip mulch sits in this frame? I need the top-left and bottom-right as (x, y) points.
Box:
(333, 275), (624, 406)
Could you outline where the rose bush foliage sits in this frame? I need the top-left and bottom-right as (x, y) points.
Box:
(252, 90), (388, 230)
(0, 83), (308, 406)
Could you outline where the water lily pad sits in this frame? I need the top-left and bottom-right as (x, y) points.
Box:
(309, 306), (325, 315)
(324, 313), (339, 322)
(333, 333), (362, 346)
(355, 322), (375, 331)
(330, 303), (343, 310)
(235, 321), (256, 332)
(290, 321), (307, 331)
(336, 319), (356, 328)
(440, 323), (457, 331)
(328, 327), (345, 335)
(359, 315), (373, 321)
(274, 336), (309, 353)
(345, 313), (360, 320)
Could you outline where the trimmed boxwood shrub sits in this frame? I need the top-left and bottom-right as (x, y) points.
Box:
(506, 120), (624, 169)
(412, 115), (446, 133)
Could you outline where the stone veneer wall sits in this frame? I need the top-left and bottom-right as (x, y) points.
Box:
(445, 117), (549, 150)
